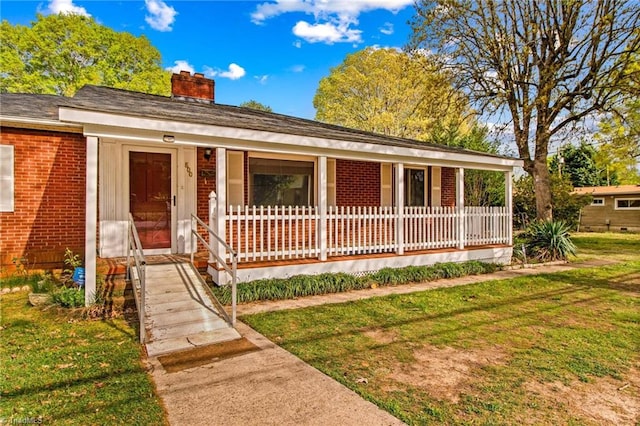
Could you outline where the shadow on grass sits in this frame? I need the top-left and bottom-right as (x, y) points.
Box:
(247, 269), (631, 353)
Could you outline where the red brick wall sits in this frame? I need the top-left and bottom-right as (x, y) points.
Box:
(197, 147), (216, 221)
(336, 159), (380, 206)
(0, 127), (86, 269)
(441, 167), (456, 207)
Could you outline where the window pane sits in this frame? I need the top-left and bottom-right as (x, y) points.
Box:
(630, 199), (640, 208)
(250, 158), (314, 206)
(0, 145), (14, 212)
(404, 169), (424, 207)
(618, 200), (629, 208)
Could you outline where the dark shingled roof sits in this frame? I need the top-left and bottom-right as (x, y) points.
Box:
(0, 93), (72, 120)
(3, 86), (517, 161)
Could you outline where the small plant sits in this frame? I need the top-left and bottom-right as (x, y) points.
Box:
(522, 220), (577, 262)
(30, 272), (55, 294)
(52, 287), (85, 308)
(63, 248), (83, 286)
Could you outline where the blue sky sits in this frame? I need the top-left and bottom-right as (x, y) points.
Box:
(1, 0), (417, 119)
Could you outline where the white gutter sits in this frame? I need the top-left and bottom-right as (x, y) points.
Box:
(0, 115), (83, 132)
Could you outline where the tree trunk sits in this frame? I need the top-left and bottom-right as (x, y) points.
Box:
(532, 157), (553, 220)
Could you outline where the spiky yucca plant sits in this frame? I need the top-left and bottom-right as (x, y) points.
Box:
(523, 220), (577, 262)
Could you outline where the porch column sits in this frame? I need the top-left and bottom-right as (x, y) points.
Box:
(456, 167), (465, 250)
(505, 170), (513, 245)
(395, 163), (404, 255)
(318, 156), (328, 261)
(215, 147), (228, 285)
(84, 136), (98, 306)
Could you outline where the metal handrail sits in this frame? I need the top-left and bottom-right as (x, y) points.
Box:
(190, 214), (237, 326)
(127, 213), (146, 343)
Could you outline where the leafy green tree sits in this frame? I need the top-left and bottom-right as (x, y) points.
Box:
(410, 0), (640, 220)
(549, 142), (619, 187)
(432, 124), (505, 206)
(313, 47), (471, 141)
(0, 14), (170, 96)
(240, 100), (273, 112)
(514, 174), (591, 230)
(595, 49), (640, 184)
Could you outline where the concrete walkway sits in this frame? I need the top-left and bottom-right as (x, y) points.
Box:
(149, 259), (612, 425)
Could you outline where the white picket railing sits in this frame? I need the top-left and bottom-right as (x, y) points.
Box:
(464, 206), (510, 246)
(227, 205), (319, 262)
(327, 206), (397, 256)
(404, 206), (459, 251)
(225, 205), (510, 263)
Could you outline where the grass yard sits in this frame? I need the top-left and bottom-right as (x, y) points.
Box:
(243, 233), (640, 425)
(0, 292), (167, 425)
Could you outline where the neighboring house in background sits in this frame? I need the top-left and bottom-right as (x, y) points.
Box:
(1, 71), (523, 304)
(573, 185), (640, 233)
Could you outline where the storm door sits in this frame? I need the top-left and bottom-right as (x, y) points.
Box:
(129, 151), (174, 250)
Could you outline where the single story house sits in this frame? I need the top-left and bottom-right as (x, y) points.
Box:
(1, 71), (523, 304)
(573, 185), (640, 232)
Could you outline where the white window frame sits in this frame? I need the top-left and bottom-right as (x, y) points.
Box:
(0, 145), (15, 212)
(590, 197), (604, 206)
(614, 197), (640, 210)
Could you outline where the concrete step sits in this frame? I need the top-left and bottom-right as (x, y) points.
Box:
(146, 328), (242, 357)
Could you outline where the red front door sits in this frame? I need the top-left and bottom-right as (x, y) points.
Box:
(129, 152), (172, 249)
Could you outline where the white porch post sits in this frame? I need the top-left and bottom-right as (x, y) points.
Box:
(395, 163), (404, 255)
(215, 147), (228, 285)
(505, 170), (513, 245)
(318, 156), (328, 261)
(84, 136), (98, 306)
(456, 168), (465, 250)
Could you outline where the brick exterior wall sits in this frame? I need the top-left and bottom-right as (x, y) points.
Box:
(0, 127), (86, 269)
(441, 167), (456, 207)
(335, 159), (380, 206)
(197, 147), (216, 221)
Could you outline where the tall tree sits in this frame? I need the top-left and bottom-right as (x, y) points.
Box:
(410, 1), (640, 220)
(0, 13), (170, 96)
(240, 100), (273, 112)
(313, 47), (472, 141)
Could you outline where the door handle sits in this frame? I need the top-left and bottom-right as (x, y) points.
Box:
(173, 195), (176, 206)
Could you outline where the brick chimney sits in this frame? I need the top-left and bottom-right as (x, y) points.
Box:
(171, 70), (215, 103)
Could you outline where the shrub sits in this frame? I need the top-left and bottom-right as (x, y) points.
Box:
(522, 220), (577, 262)
(52, 287), (85, 308)
(213, 260), (501, 305)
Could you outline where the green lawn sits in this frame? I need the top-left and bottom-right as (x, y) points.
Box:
(243, 233), (640, 425)
(0, 292), (167, 425)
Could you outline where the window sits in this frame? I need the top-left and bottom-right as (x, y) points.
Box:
(615, 198), (640, 210)
(591, 198), (604, 206)
(405, 168), (425, 207)
(249, 158), (314, 206)
(0, 145), (14, 212)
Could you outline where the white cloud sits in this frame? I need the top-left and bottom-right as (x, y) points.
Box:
(252, 0), (412, 23)
(255, 75), (269, 84)
(252, 0), (411, 45)
(203, 64), (246, 80)
(219, 63), (246, 80)
(380, 22), (393, 35)
(166, 60), (194, 74)
(293, 40), (302, 48)
(46, 0), (90, 16)
(290, 64), (305, 73)
(293, 20), (362, 44)
(145, 0), (177, 32)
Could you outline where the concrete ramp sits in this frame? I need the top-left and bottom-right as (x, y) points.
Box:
(142, 262), (240, 357)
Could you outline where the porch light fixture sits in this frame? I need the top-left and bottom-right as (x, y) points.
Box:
(162, 134), (176, 143)
(204, 147), (213, 161)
